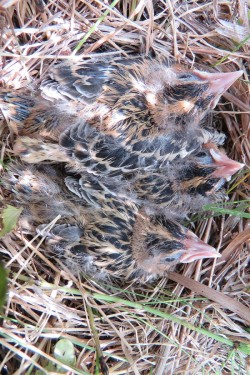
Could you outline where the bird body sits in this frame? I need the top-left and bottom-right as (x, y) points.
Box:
(1, 58), (242, 193)
(1, 56), (242, 141)
(0, 57), (244, 282)
(41, 57), (243, 134)
(1, 58), (243, 203)
(12, 135), (243, 218)
(3, 163), (220, 283)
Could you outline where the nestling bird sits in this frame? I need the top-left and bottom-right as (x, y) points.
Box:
(0, 57), (243, 155)
(40, 57), (243, 134)
(127, 142), (244, 216)
(12, 135), (244, 218)
(0, 59), (243, 194)
(3, 162), (220, 283)
(0, 58), (243, 283)
(0, 57), (243, 210)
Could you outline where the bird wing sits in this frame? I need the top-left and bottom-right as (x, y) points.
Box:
(40, 57), (145, 104)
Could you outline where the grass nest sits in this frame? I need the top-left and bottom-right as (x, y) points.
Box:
(0, 1), (249, 374)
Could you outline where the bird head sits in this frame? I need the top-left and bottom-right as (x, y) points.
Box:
(174, 143), (244, 198)
(131, 215), (220, 275)
(138, 62), (243, 132)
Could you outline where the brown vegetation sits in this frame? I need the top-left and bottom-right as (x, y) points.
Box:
(0, 1), (249, 374)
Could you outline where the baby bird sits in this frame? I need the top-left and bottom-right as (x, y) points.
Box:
(128, 143), (244, 216)
(0, 58), (243, 283)
(3, 163), (220, 283)
(41, 57), (243, 133)
(1, 58), (243, 212)
(0, 57), (242, 155)
(13, 135), (244, 218)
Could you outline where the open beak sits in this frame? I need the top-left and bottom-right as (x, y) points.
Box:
(195, 70), (243, 108)
(181, 231), (221, 263)
(209, 148), (244, 180)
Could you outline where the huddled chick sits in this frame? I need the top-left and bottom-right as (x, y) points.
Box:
(0, 56), (244, 282)
(12, 132), (243, 219)
(63, 141), (243, 218)
(4, 163), (220, 283)
(1, 57), (242, 138)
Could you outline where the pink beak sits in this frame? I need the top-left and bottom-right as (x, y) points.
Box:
(195, 70), (243, 108)
(181, 231), (221, 263)
(210, 148), (244, 180)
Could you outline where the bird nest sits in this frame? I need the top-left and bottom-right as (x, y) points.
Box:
(0, 1), (249, 374)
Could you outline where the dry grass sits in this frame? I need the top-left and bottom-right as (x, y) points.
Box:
(0, 0), (250, 374)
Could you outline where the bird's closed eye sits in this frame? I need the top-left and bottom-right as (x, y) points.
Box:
(161, 255), (180, 263)
(195, 151), (209, 158)
(178, 73), (202, 82)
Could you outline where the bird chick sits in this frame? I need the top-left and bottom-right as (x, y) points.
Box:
(3, 162), (220, 283)
(1, 58), (242, 198)
(129, 142), (244, 216)
(18, 138), (242, 219)
(11, 121), (226, 171)
(0, 57), (242, 147)
(41, 57), (243, 134)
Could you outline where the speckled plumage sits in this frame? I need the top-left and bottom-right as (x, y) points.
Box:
(1, 60), (244, 217)
(0, 57), (243, 282)
(0, 58), (242, 203)
(1, 57), (242, 149)
(4, 163), (220, 283)
(41, 57), (242, 134)
(12, 135), (243, 218)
